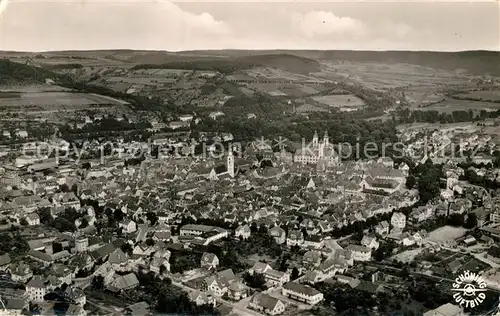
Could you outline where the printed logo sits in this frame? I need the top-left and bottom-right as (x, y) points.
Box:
(451, 270), (487, 308)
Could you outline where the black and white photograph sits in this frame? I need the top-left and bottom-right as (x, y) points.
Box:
(0, 0), (499, 315)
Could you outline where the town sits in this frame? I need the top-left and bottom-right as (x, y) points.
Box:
(2, 109), (500, 316)
(0, 8), (499, 314)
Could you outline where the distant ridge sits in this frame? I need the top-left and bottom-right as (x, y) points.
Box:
(1, 49), (499, 76)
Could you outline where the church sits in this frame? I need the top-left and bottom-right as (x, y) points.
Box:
(294, 131), (340, 167)
(209, 149), (235, 181)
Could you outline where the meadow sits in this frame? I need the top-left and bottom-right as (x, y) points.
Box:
(313, 94), (365, 110)
(454, 90), (500, 102)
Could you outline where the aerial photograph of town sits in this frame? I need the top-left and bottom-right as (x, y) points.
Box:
(0, 0), (499, 315)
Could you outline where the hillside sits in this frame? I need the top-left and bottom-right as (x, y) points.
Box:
(131, 53), (321, 75)
(0, 59), (59, 85)
(175, 50), (500, 77)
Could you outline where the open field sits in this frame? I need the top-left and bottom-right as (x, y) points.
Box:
(420, 98), (500, 113)
(405, 92), (446, 106)
(0, 91), (129, 107)
(390, 248), (424, 264)
(426, 226), (468, 244)
(314, 61), (470, 90)
(454, 90), (500, 102)
(312, 94), (365, 111)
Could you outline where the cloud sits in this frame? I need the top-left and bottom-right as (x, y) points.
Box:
(293, 11), (367, 38)
(0, 0), (230, 51)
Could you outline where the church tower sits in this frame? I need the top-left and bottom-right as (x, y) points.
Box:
(227, 147), (235, 178)
(312, 131), (319, 148)
(323, 130), (329, 147)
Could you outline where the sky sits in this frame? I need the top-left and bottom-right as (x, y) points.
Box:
(0, 0), (498, 52)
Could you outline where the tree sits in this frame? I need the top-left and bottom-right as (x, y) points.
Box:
(120, 243), (133, 256)
(405, 175), (417, 189)
(291, 267), (300, 280)
(243, 272), (267, 290)
(464, 213), (478, 229)
(52, 242), (63, 253)
(146, 212), (159, 225)
(91, 275), (105, 290)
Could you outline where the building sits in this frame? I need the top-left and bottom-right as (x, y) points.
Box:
(179, 225), (229, 244)
(119, 219), (137, 234)
(361, 236), (379, 250)
(108, 273), (140, 293)
(9, 262), (33, 283)
(235, 225), (251, 240)
(286, 230), (304, 247)
(294, 131), (340, 166)
(249, 293), (286, 315)
(346, 245), (371, 261)
(75, 238), (89, 253)
(4, 298), (27, 316)
(200, 252), (219, 270)
(375, 221), (390, 235)
(25, 213), (40, 226)
(269, 226), (286, 245)
(26, 275), (46, 302)
(282, 282), (324, 305)
(391, 212), (406, 230)
(263, 269), (290, 287)
(422, 303), (465, 316)
(208, 149), (235, 180)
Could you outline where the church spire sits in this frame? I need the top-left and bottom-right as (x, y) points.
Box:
(313, 130), (319, 147)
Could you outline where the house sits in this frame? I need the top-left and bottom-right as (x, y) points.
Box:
(9, 261), (33, 283)
(282, 282), (324, 305)
(361, 236), (380, 250)
(119, 219), (137, 234)
(201, 252), (219, 270)
(188, 292), (216, 307)
(25, 213), (40, 226)
(375, 221), (390, 235)
(179, 224), (229, 244)
(26, 275), (46, 302)
(410, 206), (434, 223)
(235, 225), (251, 240)
(203, 275), (228, 297)
(249, 262), (272, 275)
(209, 111), (225, 120)
(286, 230), (304, 247)
(150, 256), (170, 274)
(302, 250), (322, 269)
(5, 298), (27, 315)
(263, 269), (290, 287)
(108, 273), (140, 293)
(227, 280), (249, 301)
(346, 245), (371, 261)
(391, 212), (406, 230)
(269, 226), (286, 245)
(179, 114), (194, 122)
(0, 253), (11, 271)
(65, 287), (86, 306)
(16, 130), (28, 138)
(249, 293), (286, 315)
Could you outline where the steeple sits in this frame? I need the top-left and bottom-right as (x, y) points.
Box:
(227, 147), (235, 178)
(323, 130), (329, 146)
(312, 130), (319, 147)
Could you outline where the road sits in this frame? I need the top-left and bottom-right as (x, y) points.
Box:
(172, 281), (265, 316)
(86, 298), (123, 314)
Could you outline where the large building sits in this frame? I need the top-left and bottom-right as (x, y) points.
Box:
(294, 131), (340, 166)
(282, 282), (324, 305)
